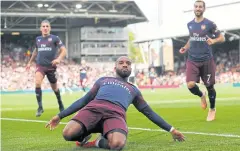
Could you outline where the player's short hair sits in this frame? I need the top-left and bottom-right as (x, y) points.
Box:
(195, 0), (205, 8)
(41, 20), (51, 26)
(115, 56), (132, 65)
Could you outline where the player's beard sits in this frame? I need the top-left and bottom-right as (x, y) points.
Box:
(116, 68), (131, 78)
(194, 11), (203, 17)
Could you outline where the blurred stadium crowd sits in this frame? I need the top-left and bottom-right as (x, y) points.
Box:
(1, 39), (240, 91)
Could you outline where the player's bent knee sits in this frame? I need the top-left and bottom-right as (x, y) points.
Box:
(62, 128), (76, 141)
(62, 120), (84, 141)
(62, 132), (72, 141)
(107, 131), (126, 150)
(187, 81), (196, 88)
(206, 85), (214, 90)
(35, 78), (43, 88)
(35, 83), (41, 88)
(35, 79), (42, 87)
(50, 83), (58, 91)
(62, 128), (84, 141)
(109, 139), (126, 150)
(107, 133), (113, 140)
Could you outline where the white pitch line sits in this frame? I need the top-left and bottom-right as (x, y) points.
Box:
(1, 117), (240, 138)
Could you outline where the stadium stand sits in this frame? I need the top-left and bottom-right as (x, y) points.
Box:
(1, 1), (240, 92)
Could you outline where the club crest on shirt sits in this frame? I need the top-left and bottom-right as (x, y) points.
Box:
(201, 24), (206, 30)
(48, 38), (52, 42)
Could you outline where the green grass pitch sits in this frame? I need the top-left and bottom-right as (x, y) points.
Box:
(1, 85), (240, 151)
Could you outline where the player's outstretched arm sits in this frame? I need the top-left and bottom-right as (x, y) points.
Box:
(45, 115), (60, 130)
(57, 92), (94, 119)
(132, 89), (185, 141)
(140, 105), (172, 131)
(140, 105), (185, 141)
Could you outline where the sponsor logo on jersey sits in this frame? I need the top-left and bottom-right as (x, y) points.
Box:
(190, 32), (207, 41)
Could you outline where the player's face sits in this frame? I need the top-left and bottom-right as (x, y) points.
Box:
(115, 57), (132, 78)
(40, 22), (51, 36)
(194, 2), (205, 17)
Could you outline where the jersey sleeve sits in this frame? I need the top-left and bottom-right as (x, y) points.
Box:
(35, 38), (38, 52)
(132, 88), (148, 111)
(55, 36), (65, 48)
(88, 77), (102, 97)
(187, 22), (191, 35)
(210, 22), (220, 37)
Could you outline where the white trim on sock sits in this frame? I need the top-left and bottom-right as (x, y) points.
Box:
(95, 139), (100, 147)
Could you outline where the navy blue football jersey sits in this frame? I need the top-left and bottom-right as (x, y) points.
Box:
(187, 18), (220, 61)
(35, 34), (64, 66)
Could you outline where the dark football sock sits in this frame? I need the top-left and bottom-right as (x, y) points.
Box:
(207, 85), (216, 109)
(54, 89), (64, 108)
(188, 84), (203, 97)
(82, 86), (86, 92)
(98, 138), (110, 149)
(35, 87), (42, 109)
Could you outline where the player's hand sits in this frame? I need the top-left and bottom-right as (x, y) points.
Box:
(26, 63), (31, 71)
(206, 35), (216, 45)
(179, 47), (187, 54)
(171, 129), (185, 142)
(45, 115), (60, 130)
(51, 58), (61, 66)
